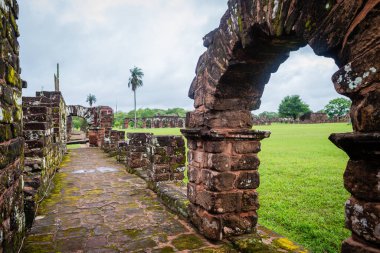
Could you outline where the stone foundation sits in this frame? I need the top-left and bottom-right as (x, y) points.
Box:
(148, 135), (186, 182)
(102, 128), (125, 156)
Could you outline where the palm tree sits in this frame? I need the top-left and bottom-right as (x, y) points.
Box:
(128, 67), (144, 128)
(86, 94), (97, 107)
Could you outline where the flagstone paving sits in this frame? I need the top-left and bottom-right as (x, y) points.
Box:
(22, 148), (233, 253)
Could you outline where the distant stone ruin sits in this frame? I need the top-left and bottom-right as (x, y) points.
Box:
(123, 116), (185, 129)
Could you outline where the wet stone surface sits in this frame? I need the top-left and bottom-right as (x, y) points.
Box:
(22, 148), (232, 252)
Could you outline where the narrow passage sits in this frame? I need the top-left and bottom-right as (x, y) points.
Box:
(22, 148), (229, 252)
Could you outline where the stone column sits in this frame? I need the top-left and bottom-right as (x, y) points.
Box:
(125, 133), (152, 172)
(330, 133), (379, 252)
(181, 128), (269, 240)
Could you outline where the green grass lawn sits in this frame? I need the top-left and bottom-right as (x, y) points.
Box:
(67, 144), (82, 149)
(116, 123), (352, 252)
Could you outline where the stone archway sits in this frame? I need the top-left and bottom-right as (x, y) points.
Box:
(181, 1), (379, 251)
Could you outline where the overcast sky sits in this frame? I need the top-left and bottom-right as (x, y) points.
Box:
(18, 0), (342, 113)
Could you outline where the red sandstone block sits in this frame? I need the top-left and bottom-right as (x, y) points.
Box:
(241, 190), (259, 212)
(188, 203), (222, 240)
(344, 160), (380, 202)
(171, 173), (184, 181)
(187, 140), (198, 150)
(221, 211), (258, 237)
(345, 197), (380, 244)
(188, 165), (202, 184)
(207, 153), (231, 172)
(149, 172), (170, 182)
(202, 169), (236, 192)
(187, 182), (199, 204)
(204, 141), (227, 153)
(151, 164), (170, 174)
(233, 141), (261, 154)
(196, 190), (241, 214)
(342, 237), (380, 253)
(231, 154), (260, 171)
(235, 171), (260, 189)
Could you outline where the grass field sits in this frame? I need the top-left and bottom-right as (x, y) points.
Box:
(117, 123), (352, 252)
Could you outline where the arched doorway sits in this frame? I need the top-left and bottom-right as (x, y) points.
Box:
(181, 1), (379, 252)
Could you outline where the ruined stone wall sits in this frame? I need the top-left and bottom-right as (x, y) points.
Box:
(22, 104), (55, 228)
(22, 92), (67, 228)
(182, 0), (379, 250)
(124, 133), (152, 172)
(102, 128), (125, 156)
(123, 116), (186, 129)
(0, 1), (25, 251)
(148, 136), (185, 182)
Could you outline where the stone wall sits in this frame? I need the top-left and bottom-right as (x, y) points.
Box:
(22, 92), (67, 228)
(148, 136), (185, 182)
(0, 0), (26, 251)
(124, 133), (152, 172)
(181, 0), (379, 250)
(123, 116), (185, 129)
(102, 128), (125, 156)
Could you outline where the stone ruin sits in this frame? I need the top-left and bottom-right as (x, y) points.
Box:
(22, 91), (67, 227)
(115, 133), (186, 185)
(123, 115), (186, 129)
(1, 0), (379, 252)
(67, 105), (114, 147)
(180, 0), (379, 252)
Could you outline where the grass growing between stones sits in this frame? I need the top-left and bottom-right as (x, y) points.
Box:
(67, 144), (82, 149)
(116, 123), (352, 252)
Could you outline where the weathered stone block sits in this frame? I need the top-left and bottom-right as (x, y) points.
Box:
(342, 236), (380, 253)
(345, 197), (380, 244)
(233, 141), (261, 154)
(344, 160), (380, 201)
(202, 169), (236, 192)
(235, 171), (260, 189)
(207, 153), (231, 172)
(231, 154), (260, 171)
(204, 141), (227, 153)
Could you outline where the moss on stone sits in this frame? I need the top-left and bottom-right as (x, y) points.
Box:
(273, 238), (300, 251)
(159, 246), (175, 253)
(122, 229), (142, 239)
(172, 234), (204, 251)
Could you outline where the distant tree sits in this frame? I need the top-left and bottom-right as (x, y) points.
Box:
(259, 111), (279, 119)
(324, 98), (351, 119)
(86, 94), (96, 107)
(278, 95), (311, 120)
(128, 67), (144, 128)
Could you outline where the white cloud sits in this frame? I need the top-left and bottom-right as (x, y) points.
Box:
(18, 1), (342, 114)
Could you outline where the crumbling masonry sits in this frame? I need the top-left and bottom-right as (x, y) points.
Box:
(181, 0), (380, 252)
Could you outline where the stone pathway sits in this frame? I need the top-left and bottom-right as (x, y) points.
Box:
(22, 148), (232, 253)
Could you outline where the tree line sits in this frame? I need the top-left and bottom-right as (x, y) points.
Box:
(260, 95), (351, 120)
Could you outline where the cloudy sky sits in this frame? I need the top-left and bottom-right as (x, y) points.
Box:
(18, 0), (342, 113)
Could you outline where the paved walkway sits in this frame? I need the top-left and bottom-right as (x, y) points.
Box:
(22, 148), (230, 253)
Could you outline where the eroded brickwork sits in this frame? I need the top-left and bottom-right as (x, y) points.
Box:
(182, 0), (380, 250)
(148, 136), (186, 182)
(0, 1), (25, 251)
(102, 128), (125, 156)
(124, 133), (152, 172)
(123, 116), (185, 129)
(22, 92), (67, 228)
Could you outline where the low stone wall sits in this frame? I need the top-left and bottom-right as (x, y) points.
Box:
(148, 136), (186, 182)
(124, 133), (152, 172)
(102, 128), (125, 156)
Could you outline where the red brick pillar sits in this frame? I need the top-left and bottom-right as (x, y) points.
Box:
(181, 128), (269, 240)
